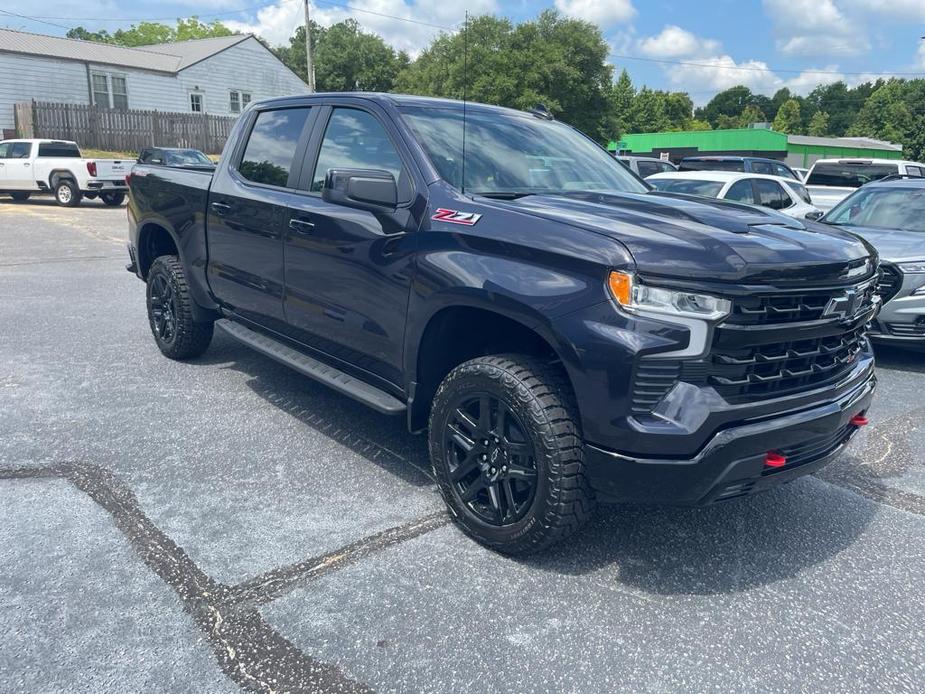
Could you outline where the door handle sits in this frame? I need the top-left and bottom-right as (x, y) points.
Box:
(23, 163), (30, 167)
(211, 201), (232, 215)
(288, 218), (315, 234)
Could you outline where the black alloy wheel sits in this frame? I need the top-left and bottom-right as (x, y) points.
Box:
(148, 272), (178, 346)
(444, 393), (538, 526)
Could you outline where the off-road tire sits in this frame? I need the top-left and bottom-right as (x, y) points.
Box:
(146, 255), (214, 360)
(9, 192), (30, 201)
(54, 179), (82, 207)
(429, 354), (595, 554)
(101, 192), (125, 206)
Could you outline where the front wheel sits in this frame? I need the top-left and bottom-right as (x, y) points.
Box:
(146, 255), (214, 360)
(54, 180), (82, 207)
(429, 355), (595, 554)
(9, 192), (30, 202)
(101, 192), (125, 206)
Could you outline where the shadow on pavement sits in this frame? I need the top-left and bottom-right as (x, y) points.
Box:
(872, 343), (925, 373)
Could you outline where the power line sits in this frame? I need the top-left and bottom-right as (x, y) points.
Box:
(611, 52), (925, 78)
(0, 8), (75, 30)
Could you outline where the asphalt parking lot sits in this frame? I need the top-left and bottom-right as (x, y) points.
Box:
(1, 198), (923, 693)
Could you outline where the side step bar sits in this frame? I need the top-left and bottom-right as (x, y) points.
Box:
(215, 319), (406, 415)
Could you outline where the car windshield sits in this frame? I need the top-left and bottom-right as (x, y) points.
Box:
(826, 186), (925, 232)
(399, 106), (646, 196)
(166, 150), (213, 166)
(648, 178), (725, 198)
(679, 159), (744, 172)
(807, 162), (899, 188)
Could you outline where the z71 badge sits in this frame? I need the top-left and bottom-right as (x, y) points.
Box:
(431, 208), (483, 226)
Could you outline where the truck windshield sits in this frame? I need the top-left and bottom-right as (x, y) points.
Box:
(400, 107), (646, 196)
(826, 187), (925, 232)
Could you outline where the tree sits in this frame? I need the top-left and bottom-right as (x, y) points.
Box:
(739, 104), (767, 127)
(696, 85), (753, 127)
(66, 18), (233, 47)
(609, 69), (635, 138)
(773, 98), (802, 134)
(808, 111), (830, 137)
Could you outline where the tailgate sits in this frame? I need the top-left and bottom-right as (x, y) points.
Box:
(92, 159), (131, 179)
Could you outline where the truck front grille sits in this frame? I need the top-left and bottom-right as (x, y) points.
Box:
(630, 361), (681, 415)
(706, 324), (866, 403)
(876, 264), (903, 304)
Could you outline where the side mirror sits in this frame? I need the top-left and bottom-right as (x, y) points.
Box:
(322, 168), (397, 212)
(805, 210), (824, 221)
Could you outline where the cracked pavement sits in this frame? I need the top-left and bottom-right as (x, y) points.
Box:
(1, 199), (923, 692)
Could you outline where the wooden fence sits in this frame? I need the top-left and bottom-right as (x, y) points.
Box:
(16, 101), (237, 154)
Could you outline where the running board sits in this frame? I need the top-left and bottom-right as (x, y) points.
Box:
(216, 319), (406, 415)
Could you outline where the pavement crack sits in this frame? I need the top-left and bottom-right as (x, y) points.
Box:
(0, 462), (446, 693)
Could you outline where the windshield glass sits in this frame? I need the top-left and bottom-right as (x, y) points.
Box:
(786, 181), (812, 204)
(807, 162), (898, 188)
(400, 106), (646, 196)
(679, 159), (744, 172)
(648, 178), (724, 197)
(826, 186), (925, 232)
(166, 150), (213, 166)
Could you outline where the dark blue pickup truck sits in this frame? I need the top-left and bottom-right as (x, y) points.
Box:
(126, 93), (878, 553)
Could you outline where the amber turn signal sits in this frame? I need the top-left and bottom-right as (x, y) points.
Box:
(608, 271), (633, 306)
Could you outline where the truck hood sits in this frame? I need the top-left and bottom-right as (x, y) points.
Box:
(832, 224), (925, 264)
(492, 191), (874, 284)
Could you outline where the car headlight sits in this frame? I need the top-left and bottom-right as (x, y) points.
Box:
(608, 271), (731, 320)
(897, 261), (925, 274)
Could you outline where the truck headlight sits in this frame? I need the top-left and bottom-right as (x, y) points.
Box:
(608, 271), (731, 321)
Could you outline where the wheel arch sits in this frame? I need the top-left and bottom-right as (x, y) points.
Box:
(136, 221), (181, 279)
(48, 169), (77, 188)
(405, 301), (582, 433)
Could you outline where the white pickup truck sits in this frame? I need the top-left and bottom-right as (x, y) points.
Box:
(0, 138), (129, 207)
(805, 158), (925, 212)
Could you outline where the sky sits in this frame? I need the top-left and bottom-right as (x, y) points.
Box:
(2, 0), (924, 104)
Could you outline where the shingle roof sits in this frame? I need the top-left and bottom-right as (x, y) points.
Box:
(0, 28), (250, 74)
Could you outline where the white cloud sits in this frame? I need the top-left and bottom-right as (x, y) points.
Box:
(637, 25), (719, 59)
(846, 0), (925, 21)
(225, 0), (495, 54)
(553, 0), (636, 27)
(763, 0), (869, 57)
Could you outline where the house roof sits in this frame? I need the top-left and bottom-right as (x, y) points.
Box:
(0, 28), (251, 74)
(787, 134), (903, 152)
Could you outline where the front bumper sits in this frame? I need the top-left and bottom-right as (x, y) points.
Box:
(584, 369), (875, 505)
(869, 287), (925, 342)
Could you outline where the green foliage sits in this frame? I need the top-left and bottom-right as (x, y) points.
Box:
(67, 18), (233, 47)
(849, 79), (925, 157)
(808, 111), (830, 137)
(739, 104), (767, 127)
(773, 99), (803, 134)
(275, 20), (406, 91)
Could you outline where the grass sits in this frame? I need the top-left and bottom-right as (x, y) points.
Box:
(80, 148), (221, 161)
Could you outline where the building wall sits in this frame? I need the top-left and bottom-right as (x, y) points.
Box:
(178, 37), (308, 116)
(1, 36), (308, 132)
(785, 143), (903, 168)
(614, 128), (788, 154)
(0, 53), (88, 131)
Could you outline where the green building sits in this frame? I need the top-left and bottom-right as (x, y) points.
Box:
(609, 128), (903, 169)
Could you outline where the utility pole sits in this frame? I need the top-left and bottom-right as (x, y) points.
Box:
(304, 0), (315, 92)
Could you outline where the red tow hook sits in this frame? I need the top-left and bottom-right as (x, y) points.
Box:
(764, 452), (787, 468)
(850, 414), (869, 427)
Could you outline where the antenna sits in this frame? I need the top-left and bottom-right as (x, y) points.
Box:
(461, 10), (468, 195)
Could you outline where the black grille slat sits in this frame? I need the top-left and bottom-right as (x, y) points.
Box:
(630, 361), (680, 415)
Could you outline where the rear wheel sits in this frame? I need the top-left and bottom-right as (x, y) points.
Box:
(101, 192), (125, 206)
(146, 255), (214, 359)
(54, 180), (81, 207)
(9, 192), (30, 202)
(429, 354), (595, 554)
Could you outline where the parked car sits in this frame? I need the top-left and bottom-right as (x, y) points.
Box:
(805, 158), (925, 212)
(822, 176), (925, 344)
(647, 171), (823, 220)
(679, 155), (801, 180)
(138, 147), (215, 170)
(617, 155), (677, 178)
(127, 93), (877, 553)
(0, 138), (128, 206)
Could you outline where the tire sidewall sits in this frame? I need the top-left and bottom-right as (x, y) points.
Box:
(101, 192), (125, 206)
(429, 363), (556, 548)
(55, 180), (79, 207)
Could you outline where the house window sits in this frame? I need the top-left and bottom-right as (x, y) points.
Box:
(91, 72), (128, 110)
(229, 90), (252, 114)
(190, 93), (203, 113)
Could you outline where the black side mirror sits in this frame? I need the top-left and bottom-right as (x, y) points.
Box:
(322, 168), (397, 212)
(805, 210), (824, 221)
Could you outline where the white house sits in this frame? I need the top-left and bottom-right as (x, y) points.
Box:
(0, 28), (309, 135)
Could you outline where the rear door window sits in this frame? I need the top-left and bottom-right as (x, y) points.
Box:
(755, 179), (792, 209)
(807, 162), (899, 187)
(237, 107), (312, 188)
(773, 163), (796, 179)
(906, 166), (924, 177)
(725, 179), (756, 203)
